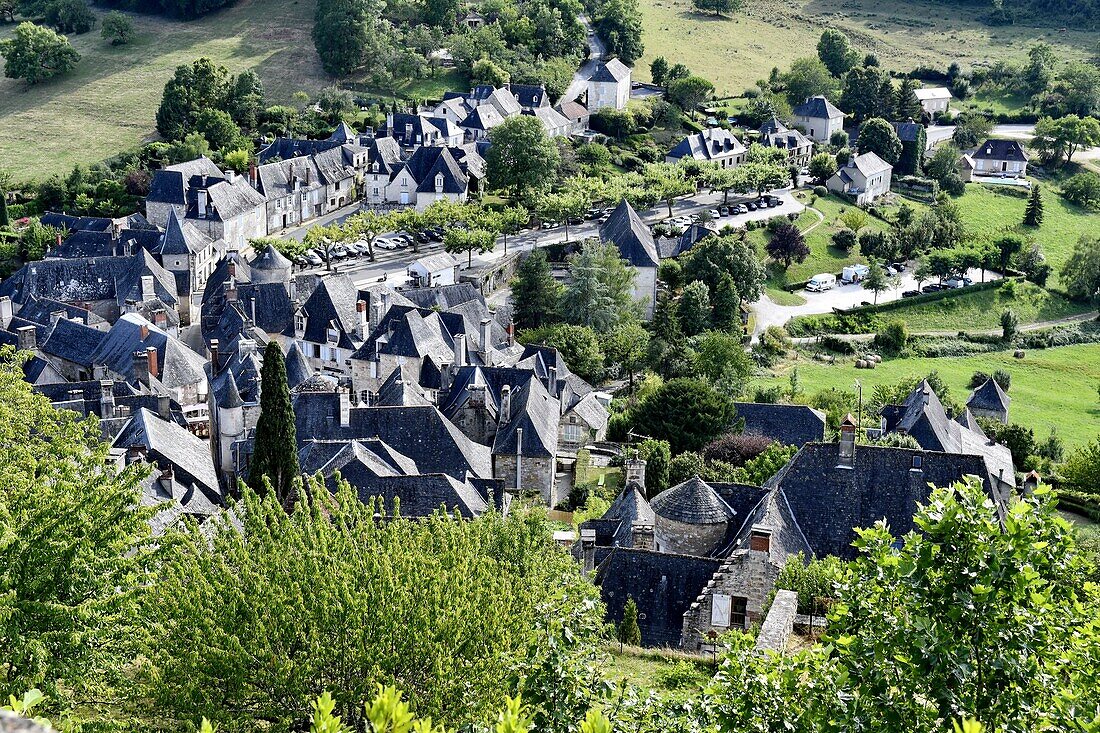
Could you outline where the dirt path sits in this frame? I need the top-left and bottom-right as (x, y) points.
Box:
(790, 310), (1099, 344)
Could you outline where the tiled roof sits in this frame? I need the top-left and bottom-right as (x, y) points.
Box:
(113, 407), (220, 495)
(973, 139), (1028, 162)
(731, 402), (827, 446)
(967, 377), (1011, 413)
(667, 128), (746, 162)
(590, 58), (631, 83)
(792, 95), (845, 120)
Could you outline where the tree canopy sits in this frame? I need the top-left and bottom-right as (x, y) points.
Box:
(0, 22), (79, 84)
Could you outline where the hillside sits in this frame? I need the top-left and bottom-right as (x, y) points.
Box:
(636, 0), (1096, 95)
(0, 0), (329, 179)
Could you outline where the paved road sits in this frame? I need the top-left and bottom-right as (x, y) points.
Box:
(752, 267), (1001, 339)
(561, 15), (606, 105)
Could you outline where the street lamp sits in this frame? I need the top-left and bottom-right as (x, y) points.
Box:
(855, 379), (862, 437)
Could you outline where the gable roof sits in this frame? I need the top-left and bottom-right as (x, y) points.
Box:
(113, 407), (220, 495)
(913, 86), (952, 101)
(599, 199), (659, 268)
(288, 275), (364, 349)
(89, 313), (207, 390)
(591, 58), (631, 83)
(396, 146), (468, 194)
(973, 139), (1028, 162)
(667, 128), (746, 162)
(731, 402), (827, 446)
(792, 95), (844, 120)
(492, 376), (560, 458)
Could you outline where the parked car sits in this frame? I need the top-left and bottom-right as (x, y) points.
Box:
(747, 202), (757, 211)
(890, 262), (907, 272)
(305, 251), (323, 266)
(902, 290), (921, 298)
(718, 206), (730, 216)
(922, 284), (944, 293)
(708, 209), (721, 219)
(944, 276), (973, 289)
(734, 204), (747, 214)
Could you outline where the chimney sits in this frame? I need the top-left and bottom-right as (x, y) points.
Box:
(153, 309), (168, 329)
(356, 299), (368, 340)
(624, 458), (646, 488)
(226, 277), (238, 303)
(140, 323), (149, 341)
(370, 297), (384, 332)
(249, 296), (257, 324)
(239, 338), (256, 358)
(198, 189), (209, 218)
(210, 338), (220, 371)
(440, 362), (452, 393)
(453, 333), (466, 367)
(500, 384), (512, 423)
(228, 261), (237, 279)
(158, 394), (171, 419)
(48, 310), (64, 326)
(838, 413), (857, 468)
(580, 528), (596, 574)
(548, 366), (558, 396)
(631, 523), (655, 551)
(750, 525), (772, 553)
(133, 350), (150, 386)
(249, 160), (258, 187)
(506, 320), (515, 347)
(99, 380), (115, 420)
(338, 388), (350, 427)
(159, 464), (175, 495)
(16, 325), (36, 351)
(480, 318), (492, 355)
(514, 426), (523, 491)
(146, 347), (159, 380)
(0, 296), (13, 329)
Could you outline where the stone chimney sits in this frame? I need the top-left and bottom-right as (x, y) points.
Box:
(548, 366), (558, 395)
(499, 384), (511, 423)
(158, 394), (171, 420)
(440, 362), (452, 394)
(631, 523), (655, 551)
(0, 296), (14, 329)
(506, 320), (515, 347)
(133, 350), (150, 386)
(99, 380), (115, 419)
(370, 297), (384, 333)
(580, 527), (596, 574)
(338, 388), (350, 428)
(838, 413), (857, 468)
(226, 277), (238, 303)
(453, 333), (466, 368)
(146, 347), (159, 380)
(140, 323), (149, 341)
(49, 310), (65, 326)
(153, 309), (168, 330)
(141, 274), (155, 302)
(624, 458), (646, 488)
(356, 299), (368, 340)
(750, 525), (772, 553)
(159, 464), (175, 496)
(16, 325), (36, 351)
(479, 318), (492, 358)
(239, 338), (256, 358)
(210, 338), (220, 371)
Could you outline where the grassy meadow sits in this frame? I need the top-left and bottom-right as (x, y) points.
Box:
(635, 0), (1096, 96)
(762, 343), (1100, 448)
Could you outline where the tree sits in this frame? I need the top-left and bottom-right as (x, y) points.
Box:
(1032, 115), (1100, 166)
(44, 0), (95, 34)
(692, 330), (752, 392)
(643, 162), (694, 216)
(841, 65), (891, 122)
(677, 280), (711, 336)
(691, 0), (742, 16)
(666, 75), (714, 118)
(141, 480), (602, 730)
(630, 378), (736, 454)
(1000, 308), (1019, 341)
(766, 221), (809, 269)
(422, 0), (458, 28)
(444, 227), (495, 266)
(895, 77), (922, 120)
(247, 342), (300, 504)
(634, 438), (671, 495)
(839, 207), (870, 234)
(1062, 172), (1100, 210)
(857, 117), (902, 164)
(559, 240), (639, 333)
(619, 598), (641, 645)
(953, 110), (993, 149)
(604, 321), (649, 391)
(781, 57), (838, 107)
(649, 55), (669, 86)
(511, 249), (561, 330)
(1023, 42), (1058, 97)
(1061, 234), (1100, 303)
(486, 115), (559, 199)
(471, 57), (509, 87)
(896, 124), (926, 176)
(520, 324), (605, 383)
(682, 234), (765, 303)
(312, 0), (384, 76)
(155, 57), (230, 141)
(711, 273), (740, 332)
(194, 107), (244, 152)
(537, 191), (588, 242)
(0, 347), (154, 712)
(0, 22), (79, 84)
(995, 232), (1025, 272)
(816, 29), (860, 77)
(808, 152), (837, 184)
(863, 260), (889, 304)
(100, 10), (134, 45)
(1060, 437), (1100, 495)
(594, 0), (644, 65)
(1023, 183), (1044, 226)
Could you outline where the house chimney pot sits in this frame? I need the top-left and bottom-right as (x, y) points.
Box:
(631, 523), (655, 551)
(750, 525), (772, 553)
(500, 384), (512, 423)
(453, 333), (466, 367)
(133, 350), (150, 386)
(338, 388), (351, 427)
(0, 296), (12, 329)
(356, 299), (368, 339)
(548, 366), (558, 395)
(16, 325), (36, 351)
(624, 458), (646, 488)
(146, 347), (159, 380)
(99, 380), (115, 419)
(210, 338), (220, 370)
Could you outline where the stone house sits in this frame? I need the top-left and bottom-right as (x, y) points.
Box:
(384, 146), (470, 210)
(587, 59), (631, 111)
(285, 275), (370, 377)
(969, 139), (1029, 178)
(758, 117), (814, 168)
(791, 95), (845, 143)
(827, 152), (893, 205)
(361, 137), (406, 205)
(913, 86), (952, 116)
(966, 377), (1011, 424)
(383, 113), (465, 149)
(665, 128), (747, 168)
(598, 199), (659, 319)
(252, 148), (357, 232)
(408, 252), (460, 287)
(731, 402), (827, 446)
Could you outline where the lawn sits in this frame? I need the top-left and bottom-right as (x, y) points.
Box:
(603, 644), (714, 695)
(635, 0), (1096, 97)
(955, 88), (1032, 118)
(953, 184), (1099, 288)
(762, 343), (1100, 448)
(0, 0), (332, 179)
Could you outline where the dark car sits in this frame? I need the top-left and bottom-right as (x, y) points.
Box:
(902, 289), (920, 298)
(890, 262), (907, 272)
(922, 284), (944, 293)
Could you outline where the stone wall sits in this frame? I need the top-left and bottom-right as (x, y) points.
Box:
(755, 589), (798, 653)
(654, 515), (728, 557)
(681, 549), (780, 651)
(494, 453), (558, 506)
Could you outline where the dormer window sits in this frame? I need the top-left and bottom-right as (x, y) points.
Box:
(434, 172), (445, 192)
(372, 161), (379, 172)
(295, 313), (306, 333)
(327, 327), (339, 345)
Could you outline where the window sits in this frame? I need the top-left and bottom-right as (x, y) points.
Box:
(564, 423), (583, 443)
(912, 455), (923, 469)
(295, 314), (306, 333)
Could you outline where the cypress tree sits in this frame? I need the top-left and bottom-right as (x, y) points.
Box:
(895, 78), (922, 121)
(1024, 184), (1044, 227)
(619, 597), (642, 646)
(712, 274), (740, 333)
(248, 341), (300, 505)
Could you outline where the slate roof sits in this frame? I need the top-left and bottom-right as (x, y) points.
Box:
(249, 244), (292, 281)
(955, 408), (987, 436)
(509, 82), (550, 108)
(758, 117), (789, 135)
(731, 402), (827, 446)
(0, 251), (179, 310)
(769, 442), (1006, 559)
(40, 317), (106, 367)
(399, 282), (484, 311)
(846, 151), (892, 177)
(460, 104), (506, 132)
(590, 58), (631, 83)
(659, 223), (716, 258)
(17, 296), (107, 329)
(594, 548), (722, 647)
(967, 377), (1011, 413)
(667, 128), (746, 162)
(375, 367), (432, 407)
(599, 199), (659, 268)
(594, 482), (655, 547)
(284, 341), (313, 390)
(113, 407), (221, 497)
(293, 393), (494, 479)
(792, 95), (845, 120)
(524, 106), (572, 135)
(395, 146), (468, 194)
(259, 136), (343, 163)
(651, 476), (738, 525)
(161, 209), (215, 258)
(761, 126), (813, 152)
(449, 143), (487, 180)
(146, 156), (224, 206)
(89, 313), (208, 391)
(364, 136), (404, 175)
(492, 375), (560, 458)
(386, 113), (463, 144)
(893, 121), (924, 143)
(287, 275), (365, 350)
(972, 139), (1028, 162)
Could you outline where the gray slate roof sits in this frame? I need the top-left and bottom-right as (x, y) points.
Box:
(793, 95), (845, 120)
(667, 128), (746, 162)
(967, 377), (1011, 413)
(732, 402), (827, 446)
(599, 199), (659, 268)
(972, 139), (1028, 162)
(113, 407), (220, 496)
(651, 476), (738, 524)
(590, 58), (631, 83)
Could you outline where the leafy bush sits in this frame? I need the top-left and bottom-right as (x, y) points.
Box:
(820, 334), (856, 354)
(774, 553), (843, 615)
(703, 432), (774, 467)
(656, 660), (707, 690)
(813, 185), (828, 197)
(874, 319), (909, 354)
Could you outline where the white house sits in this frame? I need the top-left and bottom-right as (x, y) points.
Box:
(791, 96), (846, 143)
(826, 152), (893, 205)
(968, 139), (1029, 179)
(598, 199), (659, 319)
(383, 147), (470, 210)
(665, 128), (747, 167)
(913, 87), (952, 116)
(408, 253), (460, 287)
(587, 59), (631, 111)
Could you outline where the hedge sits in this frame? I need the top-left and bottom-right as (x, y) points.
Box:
(833, 277), (1011, 316)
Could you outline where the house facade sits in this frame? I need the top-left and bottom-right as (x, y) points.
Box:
(970, 139), (1029, 178)
(665, 128), (747, 168)
(791, 96), (845, 143)
(758, 118), (814, 168)
(598, 199), (660, 319)
(826, 152), (893, 204)
(587, 59), (631, 111)
(914, 87), (952, 116)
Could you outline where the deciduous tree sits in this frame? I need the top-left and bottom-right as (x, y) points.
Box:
(816, 28), (860, 77)
(857, 117), (903, 164)
(0, 21), (79, 84)
(766, 221), (809, 269)
(486, 115), (560, 199)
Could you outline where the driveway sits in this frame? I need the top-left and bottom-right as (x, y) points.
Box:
(560, 15), (606, 105)
(751, 267), (1001, 338)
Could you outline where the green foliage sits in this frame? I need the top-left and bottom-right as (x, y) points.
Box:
(635, 439), (671, 495)
(1060, 234), (1100, 303)
(808, 152), (837, 184)
(816, 28), (859, 76)
(1059, 437), (1100, 495)
(44, 0), (96, 34)
(472, 57), (510, 87)
(842, 65), (892, 123)
(1032, 114), (1100, 166)
(559, 240), (639, 333)
(247, 341), (300, 504)
(594, 0), (644, 65)
(691, 330), (752, 394)
(520, 323), (606, 384)
(487, 116), (560, 199)
(682, 233), (765, 304)
(857, 117), (903, 164)
(781, 57), (838, 107)
(312, 0), (384, 76)
(443, 227), (496, 266)
(666, 75), (715, 116)
(619, 597), (641, 645)
(0, 22), (80, 84)
(765, 221), (809, 270)
(731, 442), (797, 485)
(691, 0), (741, 16)
(774, 552), (842, 614)
(1062, 172), (1100, 211)
(630, 378), (736, 454)
(677, 280), (711, 336)
(100, 10), (135, 44)
(511, 249), (561, 330)
(874, 318), (909, 353)
(155, 57), (253, 141)
(1024, 183), (1044, 226)
(1000, 307), (1019, 340)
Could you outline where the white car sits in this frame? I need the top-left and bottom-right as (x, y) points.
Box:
(708, 209), (721, 219)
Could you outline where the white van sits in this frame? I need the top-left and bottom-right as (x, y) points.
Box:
(842, 264), (870, 284)
(806, 273), (837, 292)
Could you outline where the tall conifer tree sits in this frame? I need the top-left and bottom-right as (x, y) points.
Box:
(1024, 184), (1044, 226)
(249, 341), (300, 504)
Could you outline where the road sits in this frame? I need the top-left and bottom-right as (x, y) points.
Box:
(289, 189), (804, 289)
(560, 14), (606, 105)
(752, 267), (1002, 339)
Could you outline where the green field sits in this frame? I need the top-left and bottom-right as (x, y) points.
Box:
(763, 343), (1100, 448)
(636, 0), (1096, 97)
(954, 184), (1099, 288)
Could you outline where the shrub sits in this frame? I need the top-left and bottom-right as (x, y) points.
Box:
(832, 228), (857, 251)
(820, 334), (856, 354)
(969, 370), (991, 389)
(703, 433), (775, 467)
(813, 185), (828, 197)
(992, 369), (1011, 391)
(874, 319), (909, 353)
(753, 385), (786, 403)
(657, 660), (706, 690)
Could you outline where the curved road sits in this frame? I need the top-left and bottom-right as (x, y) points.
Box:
(560, 15), (607, 105)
